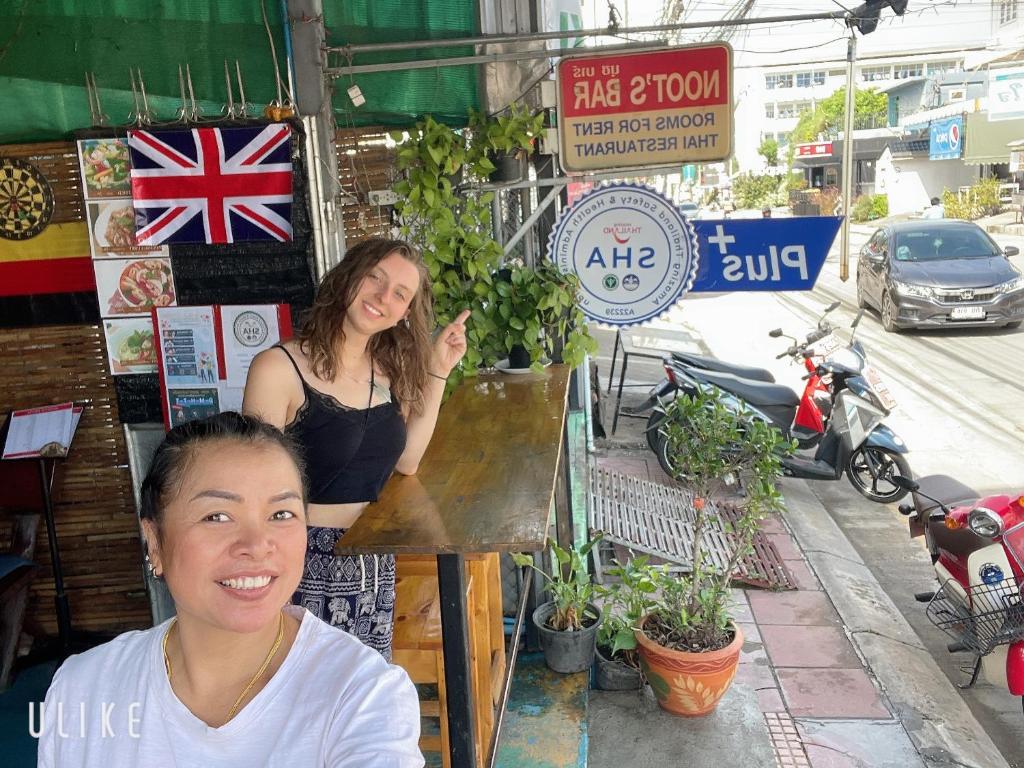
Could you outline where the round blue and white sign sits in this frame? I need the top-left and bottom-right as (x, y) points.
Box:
(547, 183), (699, 327)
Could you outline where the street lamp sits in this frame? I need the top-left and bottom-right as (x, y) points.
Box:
(838, 0), (909, 282)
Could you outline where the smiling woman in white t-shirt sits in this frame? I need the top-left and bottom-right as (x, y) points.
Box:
(36, 412), (423, 767)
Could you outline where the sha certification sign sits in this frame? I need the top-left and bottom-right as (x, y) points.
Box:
(548, 183), (699, 327)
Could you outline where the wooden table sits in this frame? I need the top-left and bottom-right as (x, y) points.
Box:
(337, 365), (571, 768)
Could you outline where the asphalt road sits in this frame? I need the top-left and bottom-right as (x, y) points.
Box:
(592, 222), (1024, 765)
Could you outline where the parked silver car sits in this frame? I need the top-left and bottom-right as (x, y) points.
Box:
(856, 220), (1024, 332)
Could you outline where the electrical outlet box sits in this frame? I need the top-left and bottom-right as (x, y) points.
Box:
(540, 80), (557, 109)
(539, 127), (560, 155)
(368, 189), (399, 206)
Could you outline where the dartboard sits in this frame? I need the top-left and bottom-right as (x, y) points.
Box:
(0, 157), (55, 240)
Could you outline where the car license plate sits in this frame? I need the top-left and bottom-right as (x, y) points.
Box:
(863, 365), (897, 411)
(951, 306), (986, 320)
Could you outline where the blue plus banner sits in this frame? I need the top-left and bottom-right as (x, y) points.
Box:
(929, 116), (963, 160)
(689, 216), (841, 292)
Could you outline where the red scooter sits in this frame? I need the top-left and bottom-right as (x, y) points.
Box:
(895, 475), (1024, 707)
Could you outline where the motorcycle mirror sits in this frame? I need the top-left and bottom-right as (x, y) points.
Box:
(768, 328), (783, 338)
(892, 475), (919, 492)
(851, 308), (865, 328)
(825, 300), (840, 313)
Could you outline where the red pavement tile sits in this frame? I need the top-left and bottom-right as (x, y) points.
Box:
(759, 515), (788, 535)
(803, 745), (859, 767)
(757, 687), (787, 713)
(767, 532), (805, 561)
(760, 625), (861, 668)
(776, 668), (890, 719)
(784, 559), (821, 591)
(594, 457), (650, 475)
(748, 590), (842, 626)
(736, 659), (778, 690)
(736, 621), (761, 643)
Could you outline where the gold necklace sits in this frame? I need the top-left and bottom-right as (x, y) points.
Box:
(162, 612), (285, 721)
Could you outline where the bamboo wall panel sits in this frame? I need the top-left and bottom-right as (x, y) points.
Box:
(0, 324), (150, 636)
(0, 141), (84, 224)
(335, 127), (397, 242)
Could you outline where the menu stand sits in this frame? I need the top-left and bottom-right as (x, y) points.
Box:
(1, 405), (83, 656)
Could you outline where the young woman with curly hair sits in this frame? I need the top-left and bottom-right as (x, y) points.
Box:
(242, 237), (469, 658)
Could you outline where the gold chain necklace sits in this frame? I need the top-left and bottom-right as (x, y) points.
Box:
(162, 612), (285, 721)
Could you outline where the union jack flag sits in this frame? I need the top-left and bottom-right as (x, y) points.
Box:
(127, 124), (293, 246)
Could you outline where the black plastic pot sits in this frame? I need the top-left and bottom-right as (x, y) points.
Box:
(532, 601), (601, 674)
(508, 344), (531, 369)
(594, 644), (643, 690)
(488, 150), (523, 182)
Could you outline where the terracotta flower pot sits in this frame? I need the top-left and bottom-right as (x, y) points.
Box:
(635, 617), (744, 717)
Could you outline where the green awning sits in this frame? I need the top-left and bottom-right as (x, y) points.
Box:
(964, 113), (1024, 165)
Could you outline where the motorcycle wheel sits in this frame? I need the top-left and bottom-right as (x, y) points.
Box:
(655, 428), (678, 479)
(646, 410), (667, 454)
(845, 446), (911, 503)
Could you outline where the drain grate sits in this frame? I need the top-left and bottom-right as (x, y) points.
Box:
(589, 468), (794, 590)
(765, 712), (811, 768)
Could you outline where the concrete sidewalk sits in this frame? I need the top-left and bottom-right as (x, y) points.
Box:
(589, 400), (1010, 767)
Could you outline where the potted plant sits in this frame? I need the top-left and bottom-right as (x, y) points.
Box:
(483, 260), (597, 371)
(635, 387), (793, 716)
(593, 555), (660, 690)
(471, 104), (545, 182)
(512, 535), (602, 674)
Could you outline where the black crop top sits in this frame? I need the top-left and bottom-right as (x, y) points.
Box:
(275, 346), (407, 505)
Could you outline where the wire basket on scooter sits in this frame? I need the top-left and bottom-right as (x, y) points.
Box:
(926, 577), (1024, 655)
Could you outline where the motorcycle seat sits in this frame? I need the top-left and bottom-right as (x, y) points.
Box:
(913, 474), (979, 513)
(685, 368), (800, 408)
(669, 351), (775, 383)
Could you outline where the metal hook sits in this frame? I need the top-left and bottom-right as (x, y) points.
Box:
(84, 72), (98, 126)
(223, 60), (237, 119)
(185, 63), (200, 121)
(136, 67), (153, 124)
(85, 72), (109, 127)
(128, 68), (147, 126)
(175, 64), (189, 123)
(235, 60), (252, 118)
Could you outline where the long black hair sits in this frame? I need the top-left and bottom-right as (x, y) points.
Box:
(139, 412), (306, 533)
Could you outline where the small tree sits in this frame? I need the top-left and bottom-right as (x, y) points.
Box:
(790, 86), (888, 146)
(757, 137), (779, 167)
(648, 388), (794, 651)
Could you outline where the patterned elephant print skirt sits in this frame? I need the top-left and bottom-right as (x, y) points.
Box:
(292, 526), (396, 661)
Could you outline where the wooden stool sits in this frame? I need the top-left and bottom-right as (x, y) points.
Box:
(392, 565), (496, 768)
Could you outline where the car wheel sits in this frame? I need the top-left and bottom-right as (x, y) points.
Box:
(1006, 320), (1022, 329)
(856, 276), (869, 309)
(881, 293), (901, 333)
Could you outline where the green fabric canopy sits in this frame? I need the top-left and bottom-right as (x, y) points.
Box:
(0, 0), (480, 146)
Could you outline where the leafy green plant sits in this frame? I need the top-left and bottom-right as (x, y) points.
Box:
(647, 388), (793, 652)
(757, 137), (780, 166)
(391, 109), (595, 384)
(596, 556), (661, 666)
(850, 193), (888, 223)
(733, 172), (786, 209)
(475, 261), (597, 370)
(470, 104), (546, 158)
(512, 535), (602, 631)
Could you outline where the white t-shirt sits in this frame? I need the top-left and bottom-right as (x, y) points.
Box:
(36, 606), (424, 767)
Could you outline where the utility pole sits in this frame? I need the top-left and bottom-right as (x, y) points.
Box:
(839, 25), (857, 282)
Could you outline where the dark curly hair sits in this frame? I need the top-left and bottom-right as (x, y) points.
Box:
(298, 237), (434, 415)
(140, 412), (306, 534)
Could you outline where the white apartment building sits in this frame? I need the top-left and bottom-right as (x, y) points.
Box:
(735, 52), (971, 173)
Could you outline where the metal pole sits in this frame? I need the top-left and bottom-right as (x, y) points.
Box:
(839, 27), (857, 283)
(327, 10), (845, 56)
(327, 39), (665, 78)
